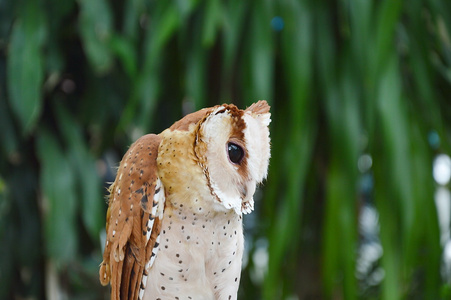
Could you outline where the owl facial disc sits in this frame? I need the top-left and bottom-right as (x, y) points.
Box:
(196, 103), (271, 214)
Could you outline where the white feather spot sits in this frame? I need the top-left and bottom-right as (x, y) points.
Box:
(149, 253), (156, 268)
(145, 259), (151, 272)
(155, 234), (161, 245)
(142, 274), (148, 288)
(146, 218), (155, 242)
(151, 202), (157, 216)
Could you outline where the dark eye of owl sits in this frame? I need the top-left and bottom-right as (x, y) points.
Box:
(227, 142), (244, 164)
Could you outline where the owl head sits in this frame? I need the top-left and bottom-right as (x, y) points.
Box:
(193, 101), (271, 215)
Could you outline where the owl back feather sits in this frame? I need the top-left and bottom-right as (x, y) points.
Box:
(99, 134), (165, 300)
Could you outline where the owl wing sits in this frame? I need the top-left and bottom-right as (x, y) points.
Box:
(100, 134), (165, 300)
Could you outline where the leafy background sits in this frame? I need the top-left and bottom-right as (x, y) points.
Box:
(1, 0), (451, 299)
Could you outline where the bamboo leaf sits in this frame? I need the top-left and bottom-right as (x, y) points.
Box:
(0, 93), (18, 156)
(410, 124), (440, 298)
(0, 0), (14, 40)
(122, 0), (144, 40)
(202, 0), (221, 47)
(37, 129), (78, 264)
(138, 3), (179, 129)
(119, 2), (180, 132)
(54, 103), (104, 241)
(110, 34), (137, 79)
(374, 55), (407, 300)
(264, 0), (314, 298)
(0, 177), (13, 298)
(78, 0), (113, 74)
(372, 0), (402, 78)
(248, 1), (273, 102)
(222, 0), (246, 69)
(6, 0), (46, 134)
(186, 16), (207, 110)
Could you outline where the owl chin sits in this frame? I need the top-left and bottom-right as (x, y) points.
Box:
(210, 180), (255, 215)
(208, 183), (241, 215)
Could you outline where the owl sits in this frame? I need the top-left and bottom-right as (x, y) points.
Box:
(99, 101), (271, 300)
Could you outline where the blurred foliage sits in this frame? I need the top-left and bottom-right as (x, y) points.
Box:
(1, 0), (451, 299)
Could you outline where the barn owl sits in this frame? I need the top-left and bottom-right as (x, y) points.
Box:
(99, 101), (271, 300)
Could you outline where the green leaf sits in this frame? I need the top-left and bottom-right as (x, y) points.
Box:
(0, 92), (18, 156)
(0, 0), (15, 40)
(221, 0), (247, 98)
(374, 55), (407, 300)
(6, 0), (46, 134)
(143, 2), (179, 70)
(202, 0), (221, 47)
(174, 0), (199, 20)
(37, 128), (78, 264)
(248, 1), (274, 102)
(264, 1), (315, 298)
(78, 0), (114, 74)
(410, 125), (441, 298)
(110, 34), (138, 79)
(54, 103), (104, 241)
(372, 0), (403, 79)
(120, 2), (180, 131)
(281, 0), (313, 117)
(122, 0), (144, 40)
(222, 0), (246, 68)
(0, 176), (13, 298)
(183, 9), (207, 110)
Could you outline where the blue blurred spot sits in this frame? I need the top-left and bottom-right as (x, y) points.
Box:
(360, 173), (374, 195)
(271, 16), (284, 32)
(428, 130), (440, 149)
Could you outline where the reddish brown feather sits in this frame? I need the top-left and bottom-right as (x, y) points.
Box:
(120, 246), (140, 300)
(110, 259), (122, 299)
(99, 134), (163, 300)
(169, 107), (215, 131)
(245, 100), (270, 115)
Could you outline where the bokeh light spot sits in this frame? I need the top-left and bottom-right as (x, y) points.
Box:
(433, 154), (451, 185)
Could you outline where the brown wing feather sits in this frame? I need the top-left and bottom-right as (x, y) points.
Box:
(245, 100), (270, 114)
(100, 134), (164, 300)
(169, 107), (216, 131)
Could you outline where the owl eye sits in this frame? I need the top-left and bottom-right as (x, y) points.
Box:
(227, 142), (244, 164)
